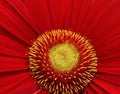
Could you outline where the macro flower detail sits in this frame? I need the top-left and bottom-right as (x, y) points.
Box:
(29, 29), (98, 94)
(0, 0), (120, 94)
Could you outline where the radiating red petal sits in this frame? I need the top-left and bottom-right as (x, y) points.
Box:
(0, 0), (38, 46)
(86, 82), (108, 94)
(79, 0), (120, 38)
(95, 35), (120, 58)
(79, 0), (112, 34)
(20, 0), (94, 31)
(74, 0), (94, 32)
(70, 0), (93, 31)
(61, 0), (76, 29)
(39, 90), (48, 94)
(0, 71), (38, 94)
(43, 0), (64, 29)
(7, 0), (40, 35)
(93, 77), (119, 94)
(0, 35), (28, 57)
(98, 62), (120, 85)
(0, 56), (28, 72)
(97, 73), (120, 87)
(98, 58), (120, 68)
(84, 86), (97, 94)
(13, 0), (53, 33)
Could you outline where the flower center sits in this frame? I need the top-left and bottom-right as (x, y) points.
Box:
(28, 29), (98, 94)
(49, 42), (79, 72)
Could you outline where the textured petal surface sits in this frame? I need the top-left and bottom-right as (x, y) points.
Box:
(0, 0), (39, 93)
(0, 72), (39, 94)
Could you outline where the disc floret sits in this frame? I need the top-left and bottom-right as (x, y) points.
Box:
(29, 29), (98, 94)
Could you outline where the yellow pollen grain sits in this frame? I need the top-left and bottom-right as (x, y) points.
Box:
(49, 42), (79, 72)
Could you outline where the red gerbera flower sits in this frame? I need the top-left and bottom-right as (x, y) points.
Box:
(0, 0), (120, 94)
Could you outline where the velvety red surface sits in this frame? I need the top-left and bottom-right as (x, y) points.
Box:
(0, 0), (120, 94)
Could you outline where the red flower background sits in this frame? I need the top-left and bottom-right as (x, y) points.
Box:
(0, 0), (120, 94)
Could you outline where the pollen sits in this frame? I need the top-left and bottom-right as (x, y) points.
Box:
(28, 29), (98, 94)
(49, 42), (79, 72)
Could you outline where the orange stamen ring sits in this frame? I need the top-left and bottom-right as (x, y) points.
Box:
(29, 29), (98, 94)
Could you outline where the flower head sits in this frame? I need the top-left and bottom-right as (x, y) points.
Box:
(0, 0), (120, 94)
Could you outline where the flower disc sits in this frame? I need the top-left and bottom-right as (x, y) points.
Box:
(29, 29), (98, 94)
(49, 42), (79, 72)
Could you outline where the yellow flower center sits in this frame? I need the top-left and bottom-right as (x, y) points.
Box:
(28, 29), (98, 94)
(49, 42), (79, 72)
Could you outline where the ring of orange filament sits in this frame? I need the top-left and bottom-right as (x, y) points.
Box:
(29, 29), (98, 94)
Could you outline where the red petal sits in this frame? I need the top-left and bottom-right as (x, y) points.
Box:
(0, 0), (38, 46)
(88, 82), (108, 94)
(13, 0), (53, 32)
(7, 0), (40, 35)
(97, 73), (120, 87)
(84, 86), (97, 94)
(0, 71), (38, 94)
(43, 0), (64, 29)
(0, 35), (28, 57)
(0, 56), (28, 72)
(95, 33), (120, 56)
(98, 59), (120, 71)
(97, 58), (120, 86)
(93, 77), (119, 94)
(79, 0), (120, 38)
(25, 87), (48, 94)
